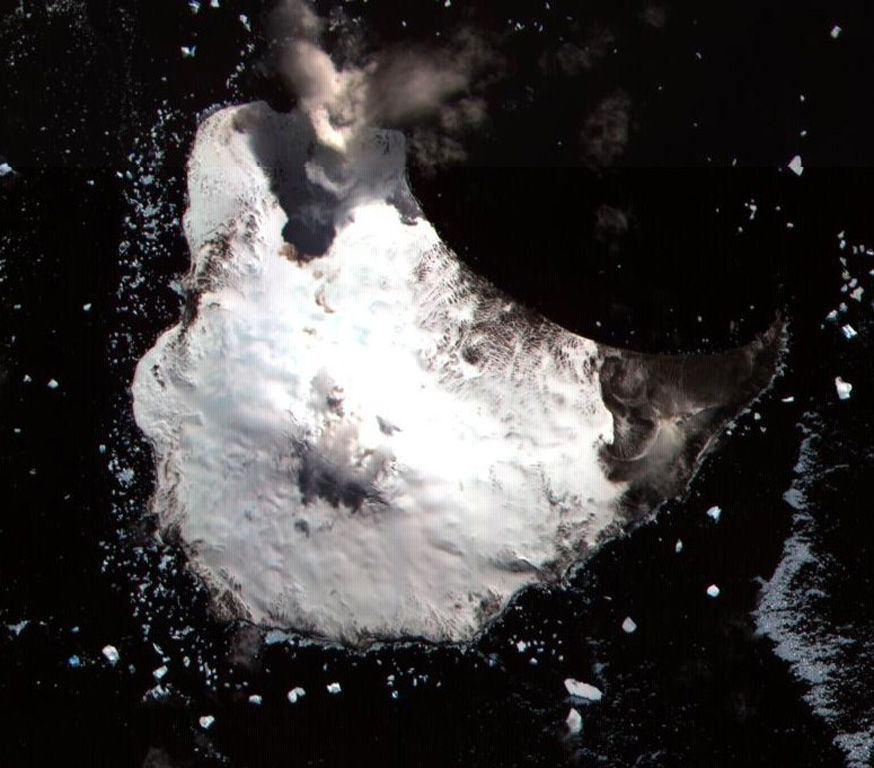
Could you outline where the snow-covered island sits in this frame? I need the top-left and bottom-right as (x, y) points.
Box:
(131, 102), (782, 645)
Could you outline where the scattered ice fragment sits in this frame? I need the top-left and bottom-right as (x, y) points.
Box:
(248, 694), (263, 705)
(102, 645), (120, 665)
(82, 303), (92, 312)
(181, 46), (196, 58)
(210, 0), (219, 6)
(516, 640), (528, 653)
(198, 715), (215, 730)
(47, 379), (59, 389)
(22, 374), (31, 383)
(188, 0), (200, 12)
(788, 155), (804, 176)
(675, 539), (684, 554)
(287, 686), (307, 703)
(826, 309), (839, 321)
(835, 376), (853, 400)
(0, 162), (12, 176)
(152, 665), (168, 681)
(7, 620), (29, 635)
(706, 584), (721, 598)
(830, 24), (842, 38)
(566, 708), (583, 734)
(326, 682), (342, 695)
(706, 505), (722, 522)
(239, 13), (250, 30)
(781, 395), (795, 403)
(841, 324), (858, 339)
(68, 655), (81, 668)
(621, 616), (638, 634)
(850, 286), (864, 302)
(564, 678), (603, 701)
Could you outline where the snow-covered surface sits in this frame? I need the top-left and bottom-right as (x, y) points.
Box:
(131, 102), (781, 646)
(564, 678), (603, 701)
(131, 102), (625, 645)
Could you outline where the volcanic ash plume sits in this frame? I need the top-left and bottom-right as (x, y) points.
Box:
(272, 0), (497, 160)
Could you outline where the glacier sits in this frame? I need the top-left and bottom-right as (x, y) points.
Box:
(131, 102), (781, 645)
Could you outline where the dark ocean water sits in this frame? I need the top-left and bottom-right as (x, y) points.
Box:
(1, 1), (873, 766)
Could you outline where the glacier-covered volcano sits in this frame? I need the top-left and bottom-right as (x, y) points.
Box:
(132, 102), (781, 645)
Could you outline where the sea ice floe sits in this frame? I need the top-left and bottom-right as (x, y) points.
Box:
(706, 505), (722, 522)
(835, 377), (853, 400)
(788, 155), (804, 176)
(564, 678), (603, 701)
(566, 708), (583, 734)
(101, 645), (120, 665)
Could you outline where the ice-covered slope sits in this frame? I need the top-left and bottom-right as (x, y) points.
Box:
(132, 102), (780, 645)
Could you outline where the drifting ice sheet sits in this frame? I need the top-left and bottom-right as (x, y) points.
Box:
(131, 103), (783, 645)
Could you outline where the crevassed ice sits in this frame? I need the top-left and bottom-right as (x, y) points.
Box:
(132, 102), (780, 646)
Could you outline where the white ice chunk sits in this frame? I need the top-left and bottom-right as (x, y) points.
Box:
(788, 155), (804, 176)
(287, 686), (307, 703)
(7, 620), (29, 635)
(83, 303), (92, 312)
(198, 715), (215, 730)
(0, 162), (12, 176)
(101, 644), (120, 665)
(248, 694), (263, 705)
(841, 324), (858, 339)
(152, 665), (168, 681)
(706, 584), (721, 598)
(566, 708), (583, 734)
(706, 505), (722, 522)
(830, 25), (842, 38)
(326, 682), (342, 695)
(181, 46), (196, 58)
(564, 678), (603, 701)
(621, 616), (637, 634)
(47, 379), (59, 389)
(835, 377), (853, 400)
(675, 539), (684, 554)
